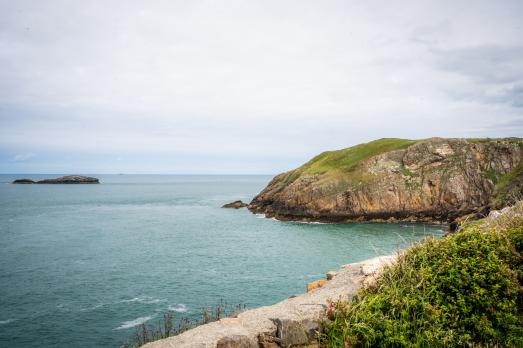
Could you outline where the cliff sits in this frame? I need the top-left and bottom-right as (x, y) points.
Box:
(249, 138), (523, 223)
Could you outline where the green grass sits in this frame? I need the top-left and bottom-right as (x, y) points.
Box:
(275, 138), (420, 187)
(399, 165), (415, 177)
(298, 138), (523, 176)
(464, 137), (523, 144)
(491, 161), (523, 209)
(321, 203), (523, 347)
(276, 137), (523, 189)
(300, 138), (418, 175)
(480, 165), (502, 185)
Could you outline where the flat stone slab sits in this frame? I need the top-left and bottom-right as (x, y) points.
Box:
(143, 255), (396, 348)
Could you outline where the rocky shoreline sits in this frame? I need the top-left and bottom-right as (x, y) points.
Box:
(247, 207), (460, 225)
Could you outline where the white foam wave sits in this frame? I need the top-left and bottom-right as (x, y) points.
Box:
(168, 304), (188, 313)
(255, 213), (266, 218)
(119, 297), (165, 304)
(80, 303), (104, 312)
(0, 319), (16, 325)
(292, 220), (331, 225)
(114, 315), (154, 330)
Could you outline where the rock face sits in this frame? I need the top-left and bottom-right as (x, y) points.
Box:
(222, 200), (249, 209)
(13, 175), (100, 184)
(249, 138), (523, 223)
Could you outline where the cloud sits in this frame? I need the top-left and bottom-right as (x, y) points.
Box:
(9, 153), (35, 162)
(433, 45), (523, 84)
(0, 0), (522, 173)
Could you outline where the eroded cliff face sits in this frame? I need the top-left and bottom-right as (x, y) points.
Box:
(249, 138), (523, 223)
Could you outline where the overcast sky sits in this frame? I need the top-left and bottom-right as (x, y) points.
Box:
(0, 0), (522, 174)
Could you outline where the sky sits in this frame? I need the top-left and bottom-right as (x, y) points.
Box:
(0, 0), (522, 174)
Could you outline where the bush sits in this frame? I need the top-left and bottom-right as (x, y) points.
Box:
(321, 225), (523, 347)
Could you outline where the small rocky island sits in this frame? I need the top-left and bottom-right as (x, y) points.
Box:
(12, 175), (100, 184)
(222, 200), (248, 209)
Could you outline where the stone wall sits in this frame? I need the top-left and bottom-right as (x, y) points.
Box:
(143, 255), (395, 348)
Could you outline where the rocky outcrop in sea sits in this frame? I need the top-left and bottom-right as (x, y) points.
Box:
(12, 175), (100, 184)
(222, 200), (248, 209)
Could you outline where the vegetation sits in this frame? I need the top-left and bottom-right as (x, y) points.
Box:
(123, 302), (246, 347)
(278, 137), (523, 188)
(464, 137), (523, 144)
(491, 160), (523, 209)
(321, 202), (523, 347)
(300, 138), (418, 175)
(278, 138), (419, 187)
(399, 165), (415, 178)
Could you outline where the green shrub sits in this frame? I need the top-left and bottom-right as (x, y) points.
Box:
(321, 225), (523, 347)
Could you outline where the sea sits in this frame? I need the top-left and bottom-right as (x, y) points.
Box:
(0, 174), (445, 347)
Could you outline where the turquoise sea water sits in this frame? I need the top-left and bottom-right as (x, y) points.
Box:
(0, 175), (444, 347)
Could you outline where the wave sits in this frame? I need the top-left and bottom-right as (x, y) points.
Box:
(168, 304), (188, 313)
(119, 297), (165, 304)
(292, 220), (331, 225)
(0, 319), (16, 325)
(114, 315), (154, 330)
(80, 303), (104, 312)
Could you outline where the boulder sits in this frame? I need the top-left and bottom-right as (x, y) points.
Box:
(326, 271), (337, 280)
(306, 279), (326, 292)
(222, 200), (248, 209)
(258, 333), (280, 348)
(216, 335), (258, 348)
(274, 318), (318, 347)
